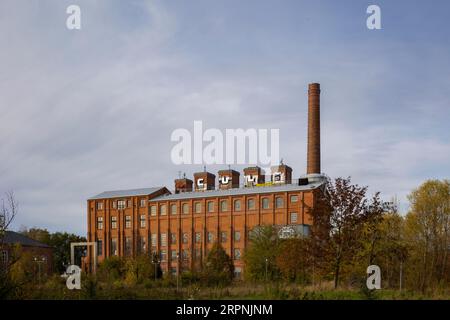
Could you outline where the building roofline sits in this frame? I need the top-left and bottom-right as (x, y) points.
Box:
(149, 180), (324, 202)
(88, 187), (170, 200)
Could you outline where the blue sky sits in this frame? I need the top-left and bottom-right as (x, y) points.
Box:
(0, 0), (449, 235)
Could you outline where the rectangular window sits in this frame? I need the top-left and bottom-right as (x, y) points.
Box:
(125, 215), (131, 228)
(140, 237), (146, 254)
(234, 200), (241, 211)
(221, 231), (227, 243)
(140, 214), (146, 228)
(151, 234), (157, 247)
(169, 233), (176, 244)
(182, 233), (189, 244)
(125, 237), (132, 256)
(247, 198), (255, 210)
(127, 200), (132, 208)
(111, 238), (118, 256)
(290, 212), (298, 223)
(290, 195), (298, 203)
(170, 204), (177, 215)
(194, 202), (202, 213)
(182, 249), (189, 260)
(234, 267), (242, 279)
(97, 216), (103, 230)
(262, 198), (269, 209)
(1, 250), (8, 266)
(171, 250), (177, 260)
(97, 202), (103, 210)
(140, 199), (146, 207)
(150, 205), (157, 216)
(117, 200), (126, 210)
(195, 232), (201, 243)
(182, 203), (189, 214)
(97, 240), (103, 256)
(208, 232), (214, 243)
(160, 250), (167, 262)
(111, 216), (117, 229)
(234, 248), (241, 260)
(207, 201), (214, 213)
(160, 233), (167, 247)
(160, 204), (167, 216)
(234, 231), (241, 242)
(112, 201), (117, 209)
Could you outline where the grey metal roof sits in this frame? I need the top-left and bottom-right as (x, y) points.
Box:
(89, 187), (166, 200)
(149, 181), (324, 202)
(2, 231), (51, 248)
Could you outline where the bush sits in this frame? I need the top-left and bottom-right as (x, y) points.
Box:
(201, 243), (234, 287)
(97, 256), (126, 283)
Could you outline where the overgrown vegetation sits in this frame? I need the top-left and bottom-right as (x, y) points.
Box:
(1, 178), (449, 300)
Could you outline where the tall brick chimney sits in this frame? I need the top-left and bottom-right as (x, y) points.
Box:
(307, 83), (321, 175)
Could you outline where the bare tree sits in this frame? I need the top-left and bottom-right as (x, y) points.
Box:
(0, 191), (18, 243)
(0, 191), (19, 298)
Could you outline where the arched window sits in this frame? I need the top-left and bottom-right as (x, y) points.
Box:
(234, 199), (241, 211)
(195, 202), (202, 213)
(275, 197), (284, 208)
(262, 198), (269, 209)
(182, 203), (189, 214)
(220, 200), (228, 212)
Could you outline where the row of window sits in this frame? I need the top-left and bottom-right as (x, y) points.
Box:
(150, 195), (299, 216)
(99, 238), (242, 261)
(97, 215), (147, 229)
(97, 212), (299, 230)
(97, 199), (148, 210)
(96, 195), (300, 212)
(152, 231), (242, 246)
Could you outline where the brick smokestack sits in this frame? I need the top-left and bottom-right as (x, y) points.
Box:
(307, 83), (321, 174)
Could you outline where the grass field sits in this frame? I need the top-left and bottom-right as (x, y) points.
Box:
(18, 276), (450, 300)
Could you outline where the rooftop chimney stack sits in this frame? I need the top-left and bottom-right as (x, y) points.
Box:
(307, 83), (321, 175)
(218, 169), (240, 190)
(271, 163), (292, 184)
(193, 171), (216, 191)
(174, 176), (193, 194)
(243, 166), (265, 187)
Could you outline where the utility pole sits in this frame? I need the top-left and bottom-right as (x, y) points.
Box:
(33, 256), (47, 286)
(265, 258), (268, 282)
(399, 260), (403, 292)
(152, 252), (160, 282)
(176, 252), (180, 292)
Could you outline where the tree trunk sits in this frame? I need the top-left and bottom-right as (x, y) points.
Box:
(334, 254), (341, 289)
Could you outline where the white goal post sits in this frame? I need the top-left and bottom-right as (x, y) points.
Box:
(70, 242), (97, 273)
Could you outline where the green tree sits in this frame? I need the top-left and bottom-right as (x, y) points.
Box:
(275, 238), (311, 283)
(97, 256), (126, 283)
(124, 254), (155, 285)
(202, 242), (234, 286)
(404, 179), (450, 292)
(312, 177), (385, 289)
(20, 228), (86, 273)
(243, 225), (281, 281)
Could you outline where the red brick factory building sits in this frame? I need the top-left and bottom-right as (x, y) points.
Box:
(86, 83), (326, 278)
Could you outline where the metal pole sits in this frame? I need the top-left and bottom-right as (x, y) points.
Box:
(399, 261), (403, 292)
(265, 258), (268, 281)
(38, 261), (41, 285)
(176, 253), (179, 292)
